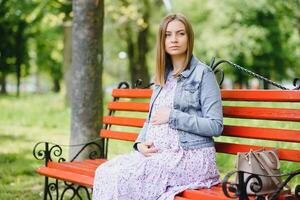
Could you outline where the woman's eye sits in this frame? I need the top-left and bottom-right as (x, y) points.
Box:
(165, 33), (171, 37)
(179, 32), (185, 36)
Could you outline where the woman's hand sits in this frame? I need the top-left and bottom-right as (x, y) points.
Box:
(152, 107), (171, 125)
(137, 141), (159, 157)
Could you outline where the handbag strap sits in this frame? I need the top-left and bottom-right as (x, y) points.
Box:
(251, 151), (281, 185)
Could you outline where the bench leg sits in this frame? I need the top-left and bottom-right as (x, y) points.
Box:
(237, 171), (249, 200)
(43, 177), (59, 200)
(42, 177), (92, 200)
(60, 182), (91, 200)
(43, 176), (48, 200)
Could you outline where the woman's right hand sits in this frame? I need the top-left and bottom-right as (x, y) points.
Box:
(137, 141), (159, 157)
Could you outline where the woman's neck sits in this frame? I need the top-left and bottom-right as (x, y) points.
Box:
(171, 54), (186, 72)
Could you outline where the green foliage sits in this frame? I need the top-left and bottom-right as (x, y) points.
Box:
(0, 0), (31, 82)
(0, 0), (71, 94)
(172, 0), (300, 88)
(2, 0), (299, 93)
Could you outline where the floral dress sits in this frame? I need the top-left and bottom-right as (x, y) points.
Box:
(92, 72), (220, 200)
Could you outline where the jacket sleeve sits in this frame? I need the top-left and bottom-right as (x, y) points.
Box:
(134, 120), (149, 143)
(168, 68), (223, 137)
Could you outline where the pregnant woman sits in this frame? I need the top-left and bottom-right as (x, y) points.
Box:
(92, 13), (223, 200)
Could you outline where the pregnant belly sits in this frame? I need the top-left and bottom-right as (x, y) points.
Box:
(146, 124), (180, 150)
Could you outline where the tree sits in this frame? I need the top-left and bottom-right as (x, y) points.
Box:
(0, 0), (46, 95)
(107, 0), (158, 87)
(70, 0), (104, 160)
(0, 0), (15, 94)
(0, 0), (30, 95)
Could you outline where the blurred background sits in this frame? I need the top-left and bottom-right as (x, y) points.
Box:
(1, 0), (300, 95)
(0, 0), (299, 199)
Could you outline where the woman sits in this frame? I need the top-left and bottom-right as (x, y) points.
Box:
(92, 13), (223, 200)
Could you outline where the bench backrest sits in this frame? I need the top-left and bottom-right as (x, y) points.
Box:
(100, 89), (300, 163)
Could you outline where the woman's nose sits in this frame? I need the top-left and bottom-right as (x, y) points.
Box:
(171, 35), (178, 43)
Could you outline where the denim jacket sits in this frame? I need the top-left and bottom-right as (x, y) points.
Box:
(134, 55), (223, 150)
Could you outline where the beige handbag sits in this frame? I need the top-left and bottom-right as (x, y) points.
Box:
(236, 149), (282, 195)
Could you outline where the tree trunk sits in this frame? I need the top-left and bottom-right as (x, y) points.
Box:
(16, 62), (21, 96)
(136, 0), (150, 87)
(15, 20), (26, 97)
(34, 70), (41, 93)
(63, 22), (72, 106)
(126, 1), (151, 88)
(126, 27), (138, 87)
(0, 71), (7, 94)
(52, 79), (60, 92)
(70, 0), (104, 161)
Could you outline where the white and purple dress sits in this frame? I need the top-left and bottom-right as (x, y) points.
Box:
(92, 72), (220, 200)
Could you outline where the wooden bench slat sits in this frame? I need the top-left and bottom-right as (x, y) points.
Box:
(223, 106), (300, 122)
(107, 103), (300, 121)
(215, 142), (300, 162)
(108, 101), (149, 112)
(111, 89), (300, 102)
(64, 162), (98, 170)
(48, 162), (96, 176)
(112, 89), (152, 98)
(100, 129), (137, 141)
(223, 125), (300, 142)
(101, 120), (300, 142)
(181, 186), (236, 200)
(84, 159), (107, 166)
(103, 116), (145, 127)
(37, 166), (94, 187)
(221, 90), (300, 102)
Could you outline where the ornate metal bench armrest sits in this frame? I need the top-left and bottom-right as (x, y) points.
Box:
(33, 139), (104, 165)
(33, 142), (66, 166)
(222, 169), (300, 200)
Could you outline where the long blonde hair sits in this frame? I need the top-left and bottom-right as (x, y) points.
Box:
(155, 14), (194, 86)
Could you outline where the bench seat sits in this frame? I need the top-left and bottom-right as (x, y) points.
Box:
(37, 159), (296, 200)
(36, 160), (233, 200)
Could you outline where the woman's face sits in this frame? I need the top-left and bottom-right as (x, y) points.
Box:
(164, 20), (188, 57)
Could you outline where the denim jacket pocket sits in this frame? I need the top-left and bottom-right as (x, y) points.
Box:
(183, 82), (200, 106)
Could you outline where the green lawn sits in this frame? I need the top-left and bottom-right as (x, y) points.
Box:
(0, 93), (299, 199)
(0, 93), (71, 199)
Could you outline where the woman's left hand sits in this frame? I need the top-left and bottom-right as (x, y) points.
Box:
(152, 107), (171, 125)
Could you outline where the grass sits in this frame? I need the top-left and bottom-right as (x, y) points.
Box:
(0, 92), (299, 199)
(0, 93), (70, 200)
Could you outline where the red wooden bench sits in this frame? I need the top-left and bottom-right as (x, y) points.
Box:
(33, 86), (300, 200)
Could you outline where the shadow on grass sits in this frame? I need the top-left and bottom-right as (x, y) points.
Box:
(0, 150), (39, 182)
(0, 150), (43, 200)
(0, 134), (28, 145)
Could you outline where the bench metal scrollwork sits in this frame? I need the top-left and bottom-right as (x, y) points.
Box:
(33, 140), (103, 200)
(222, 170), (300, 200)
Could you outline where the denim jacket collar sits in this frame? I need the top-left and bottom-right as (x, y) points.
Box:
(180, 55), (199, 78)
(163, 55), (199, 81)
